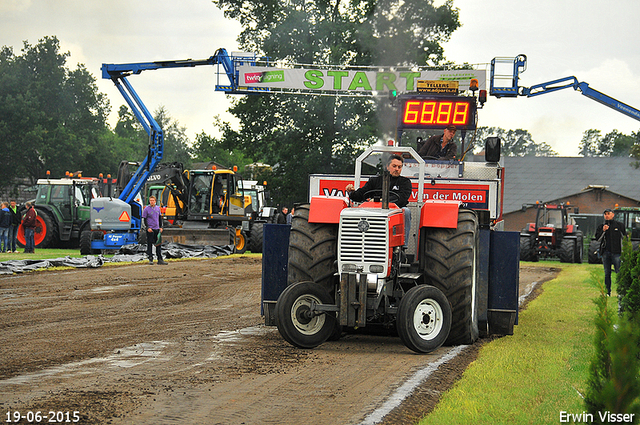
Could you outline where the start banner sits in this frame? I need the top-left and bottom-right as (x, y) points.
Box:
(239, 66), (486, 93)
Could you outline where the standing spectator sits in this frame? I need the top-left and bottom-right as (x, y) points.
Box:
(8, 200), (20, 253)
(142, 196), (167, 265)
(286, 207), (294, 225)
(22, 202), (37, 254)
(277, 206), (288, 224)
(595, 208), (627, 296)
(0, 202), (10, 253)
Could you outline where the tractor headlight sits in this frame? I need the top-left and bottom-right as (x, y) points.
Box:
(369, 265), (384, 273)
(342, 263), (357, 272)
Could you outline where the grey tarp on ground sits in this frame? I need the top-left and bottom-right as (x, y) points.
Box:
(0, 243), (235, 275)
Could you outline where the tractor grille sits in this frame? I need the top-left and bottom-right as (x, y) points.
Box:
(339, 215), (388, 264)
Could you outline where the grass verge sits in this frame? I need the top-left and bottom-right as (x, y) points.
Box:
(421, 262), (610, 425)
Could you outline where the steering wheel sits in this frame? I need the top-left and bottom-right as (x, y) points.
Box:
(362, 189), (400, 204)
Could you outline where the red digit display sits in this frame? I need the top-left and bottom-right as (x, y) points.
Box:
(399, 96), (476, 130)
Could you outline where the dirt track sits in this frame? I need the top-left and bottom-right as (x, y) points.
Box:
(0, 256), (557, 424)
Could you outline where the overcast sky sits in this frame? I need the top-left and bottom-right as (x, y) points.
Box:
(2, 0), (639, 156)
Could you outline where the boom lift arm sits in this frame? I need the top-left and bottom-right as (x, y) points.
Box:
(490, 54), (640, 122)
(101, 48), (263, 206)
(92, 49), (265, 251)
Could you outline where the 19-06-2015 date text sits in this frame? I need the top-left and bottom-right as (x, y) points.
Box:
(5, 411), (80, 423)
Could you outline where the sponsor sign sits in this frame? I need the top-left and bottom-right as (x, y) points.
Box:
(417, 80), (459, 94)
(239, 66), (486, 93)
(309, 175), (499, 218)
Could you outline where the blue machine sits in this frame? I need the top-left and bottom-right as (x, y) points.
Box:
(90, 49), (267, 251)
(490, 54), (640, 122)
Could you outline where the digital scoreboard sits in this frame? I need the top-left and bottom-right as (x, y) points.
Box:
(397, 95), (477, 130)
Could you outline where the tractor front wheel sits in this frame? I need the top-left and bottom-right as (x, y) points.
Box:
(397, 285), (452, 353)
(275, 281), (336, 349)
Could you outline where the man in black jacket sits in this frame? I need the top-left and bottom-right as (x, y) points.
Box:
(345, 154), (413, 247)
(417, 124), (458, 160)
(595, 208), (626, 296)
(8, 200), (20, 253)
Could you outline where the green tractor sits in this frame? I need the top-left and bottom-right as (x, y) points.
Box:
(18, 176), (115, 250)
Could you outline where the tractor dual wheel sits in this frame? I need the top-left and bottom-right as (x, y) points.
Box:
(275, 281), (337, 349)
(396, 285), (452, 353)
(420, 208), (479, 346)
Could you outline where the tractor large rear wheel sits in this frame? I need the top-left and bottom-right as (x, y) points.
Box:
(17, 211), (58, 249)
(420, 208), (479, 345)
(520, 234), (536, 261)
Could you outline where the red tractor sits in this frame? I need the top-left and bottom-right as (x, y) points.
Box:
(519, 203), (583, 263)
(262, 145), (520, 354)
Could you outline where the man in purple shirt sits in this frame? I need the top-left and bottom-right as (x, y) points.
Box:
(142, 196), (167, 265)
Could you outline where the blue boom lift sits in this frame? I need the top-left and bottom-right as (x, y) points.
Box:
(88, 49), (267, 252)
(490, 54), (640, 121)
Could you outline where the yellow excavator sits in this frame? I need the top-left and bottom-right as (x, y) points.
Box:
(146, 162), (253, 253)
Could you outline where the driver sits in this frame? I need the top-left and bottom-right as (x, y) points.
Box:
(345, 154), (412, 247)
(418, 124), (457, 160)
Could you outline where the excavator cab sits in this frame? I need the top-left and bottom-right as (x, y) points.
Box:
(185, 170), (250, 220)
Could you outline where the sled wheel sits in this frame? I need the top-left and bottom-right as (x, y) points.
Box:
(276, 281), (336, 349)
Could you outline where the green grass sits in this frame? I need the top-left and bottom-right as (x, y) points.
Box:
(0, 248), (93, 261)
(421, 261), (611, 425)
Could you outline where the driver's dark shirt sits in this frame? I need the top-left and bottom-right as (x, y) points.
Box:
(348, 174), (412, 208)
(418, 134), (457, 160)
